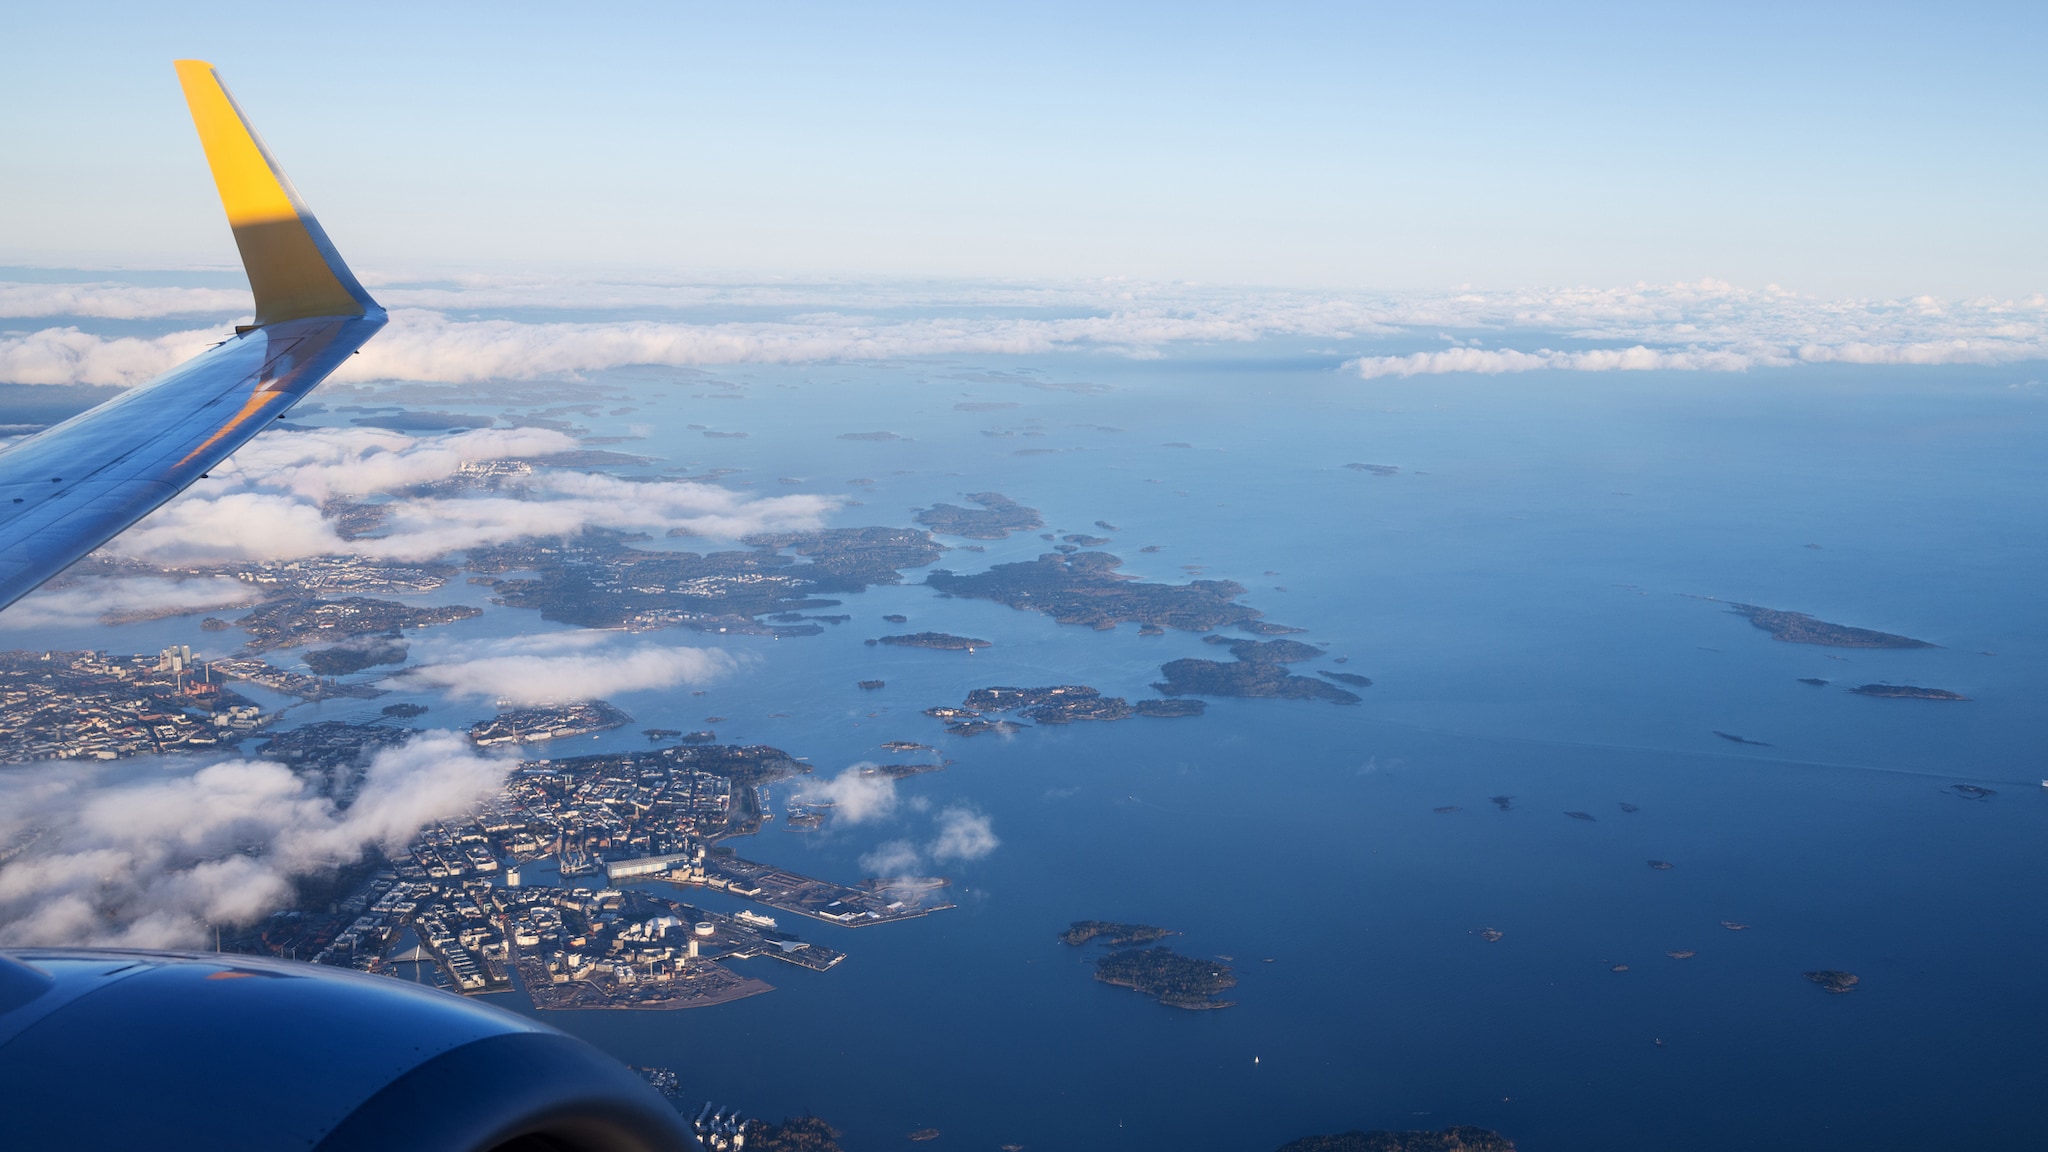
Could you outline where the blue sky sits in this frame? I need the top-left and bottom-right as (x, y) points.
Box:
(2, 1), (2043, 295)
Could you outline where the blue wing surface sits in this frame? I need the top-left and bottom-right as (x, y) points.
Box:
(0, 60), (384, 611)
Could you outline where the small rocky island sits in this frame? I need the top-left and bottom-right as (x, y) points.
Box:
(1727, 603), (1933, 648)
(1850, 683), (1967, 701)
(873, 632), (991, 651)
(1804, 969), (1860, 994)
(1276, 1128), (1513, 1152)
(914, 492), (1043, 539)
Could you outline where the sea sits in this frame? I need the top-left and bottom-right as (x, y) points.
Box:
(11, 347), (2048, 1150)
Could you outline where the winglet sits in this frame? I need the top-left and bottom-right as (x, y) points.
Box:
(174, 60), (378, 326)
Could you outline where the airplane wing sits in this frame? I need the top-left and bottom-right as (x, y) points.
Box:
(0, 60), (385, 611)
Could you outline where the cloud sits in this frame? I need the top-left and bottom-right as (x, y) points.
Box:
(14, 277), (2048, 392)
(807, 766), (899, 824)
(0, 575), (259, 629)
(0, 281), (251, 320)
(105, 425), (834, 565)
(858, 839), (924, 877)
(0, 731), (507, 948)
(850, 804), (1000, 877)
(1348, 345), (1765, 378)
(399, 634), (737, 705)
(929, 806), (999, 862)
(0, 325), (225, 387)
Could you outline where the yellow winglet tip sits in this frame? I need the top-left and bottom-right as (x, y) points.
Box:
(173, 59), (372, 326)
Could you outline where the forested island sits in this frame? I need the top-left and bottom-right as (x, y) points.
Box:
(1156, 636), (1362, 704)
(932, 684), (1208, 728)
(926, 549), (1260, 631)
(1094, 946), (1238, 1009)
(874, 632), (991, 650)
(1061, 921), (1177, 947)
(1726, 603), (1933, 648)
(1850, 684), (1967, 701)
(302, 637), (408, 676)
(913, 492), (1042, 538)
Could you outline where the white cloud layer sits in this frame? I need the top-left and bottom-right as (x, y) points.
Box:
(0, 281), (250, 320)
(109, 425), (834, 566)
(10, 277), (2047, 388)
(0, 731), (507, 948)
(0, 575), (258, 629)
(399, 633), (736, 705)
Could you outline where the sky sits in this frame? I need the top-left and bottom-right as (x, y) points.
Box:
(2, 1), (2045, 297)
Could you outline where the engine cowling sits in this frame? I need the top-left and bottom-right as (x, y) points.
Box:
(0, 949), (699, 1152)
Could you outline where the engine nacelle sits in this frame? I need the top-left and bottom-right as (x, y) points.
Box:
(0, 949), (698, 1152)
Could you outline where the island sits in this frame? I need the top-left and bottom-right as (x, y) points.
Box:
(742, 1116), (845, 1152)
(926, 549), (1261, 631)
(857, 679), (886, 690)
(233, 596), (482, 652)
(1060, 920), (1178, 947)
(1850, 684), (1968, 701)
(1726, 603), (1934, 648)
(469, 701), (632, 746)
(1276, 1128), (1514, 1152)
(302, 637), (408, 676)
(1804, 969), (1860, 994)
(934, 685), (1209, 728)
(382, 703), (429, 718)
(1156, 638), (1361, 704)
(913, 492), (1043, 539)
(1093, 945), (1236, 1009)
(1134, 697), (1205, 718)
(1320, 670), (1373, 687)
(471, 526), (943, 632)
(1342, 463), (1401, 476)
(1714, 731), (1771, 746)
(1797, 677), (1830, 686)
(874, 632), (991, 651)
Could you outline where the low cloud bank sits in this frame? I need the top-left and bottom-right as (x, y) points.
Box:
(401, 633), (737, 705)
(0, 575), (258, 629)
(108, 425), (834, 566)
(0, 281), (250, 321)
(0, 732), (506, 948)
(10, 278), (2047, 389)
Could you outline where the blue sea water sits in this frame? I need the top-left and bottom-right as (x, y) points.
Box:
(27, 350), (2048, 1149)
